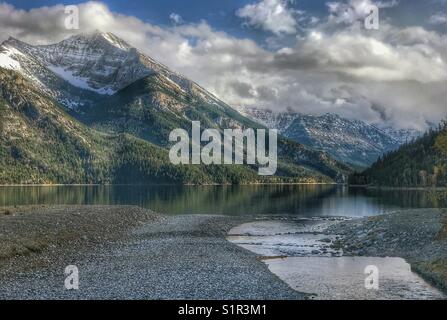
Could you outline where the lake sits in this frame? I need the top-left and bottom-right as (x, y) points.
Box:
(1, 185), (446, 216)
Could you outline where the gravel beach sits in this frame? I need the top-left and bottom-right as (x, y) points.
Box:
(0, 206), (304, 300)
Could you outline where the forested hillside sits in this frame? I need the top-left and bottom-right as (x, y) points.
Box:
(0, 67), (340, 185)
(350, 123), (447, 187)
(0, 68), (254, 184)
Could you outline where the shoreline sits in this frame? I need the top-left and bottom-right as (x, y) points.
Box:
(327, 209), (447, 293)
(0, 183), (339, 187)
(349, 185), (447, 191)
(3, 183), (445, 191)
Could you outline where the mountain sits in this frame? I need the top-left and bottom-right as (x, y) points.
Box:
(0, 32), (350, 184)
(0, 31), (221, 110)
(237, 107), (410, 169)
(382, 127), (422, 145)
(350, 124), (447, 187)
(0, 67), (255, 185)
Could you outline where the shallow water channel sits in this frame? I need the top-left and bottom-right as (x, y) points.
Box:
(227, 219), (446, 300)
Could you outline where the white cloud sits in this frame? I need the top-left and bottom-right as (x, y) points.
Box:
(0, 1), (446, 130)
(277, 30), (447, 83)
(169, 13), (184, 25)
(236, 0), (298, 35)
(430, 12), (447, 25)
(327, 0), (398, 25)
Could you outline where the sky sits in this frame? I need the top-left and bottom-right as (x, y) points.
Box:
(1, 0), (447, 130)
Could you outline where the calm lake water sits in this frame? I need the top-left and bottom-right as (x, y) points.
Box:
(1, 185), (446, 216)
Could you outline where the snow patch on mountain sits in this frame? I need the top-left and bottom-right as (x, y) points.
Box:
(47, 65), (115, 95)
(0, 46), (23, 71)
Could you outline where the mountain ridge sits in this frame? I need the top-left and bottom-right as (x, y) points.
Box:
(237, 107), (421, 169)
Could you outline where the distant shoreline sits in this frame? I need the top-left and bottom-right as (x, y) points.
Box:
(0, 182), (340, 187)
(2, 183), (446, 190)
(349, 184), (447, 191)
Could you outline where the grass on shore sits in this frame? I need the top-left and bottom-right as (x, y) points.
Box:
(414, 260), (447, 292)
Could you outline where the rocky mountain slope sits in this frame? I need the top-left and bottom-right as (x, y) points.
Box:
(0, 32), (350, 184)
(237, 107), (417, 169)
(382, 127), (422, 145)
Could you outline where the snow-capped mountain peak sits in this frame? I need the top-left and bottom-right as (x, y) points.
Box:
(0, 31), (224, 109)
(84, 30), (133, 50)
(19, 31), (147, 95)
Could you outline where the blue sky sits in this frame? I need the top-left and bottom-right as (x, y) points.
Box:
(1, 0), (447, 129)
(5, 0), (446, 45)
(4, 0), (328, 45)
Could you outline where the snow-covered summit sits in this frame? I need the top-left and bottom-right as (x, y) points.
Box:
(0, 31), (222, 106)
